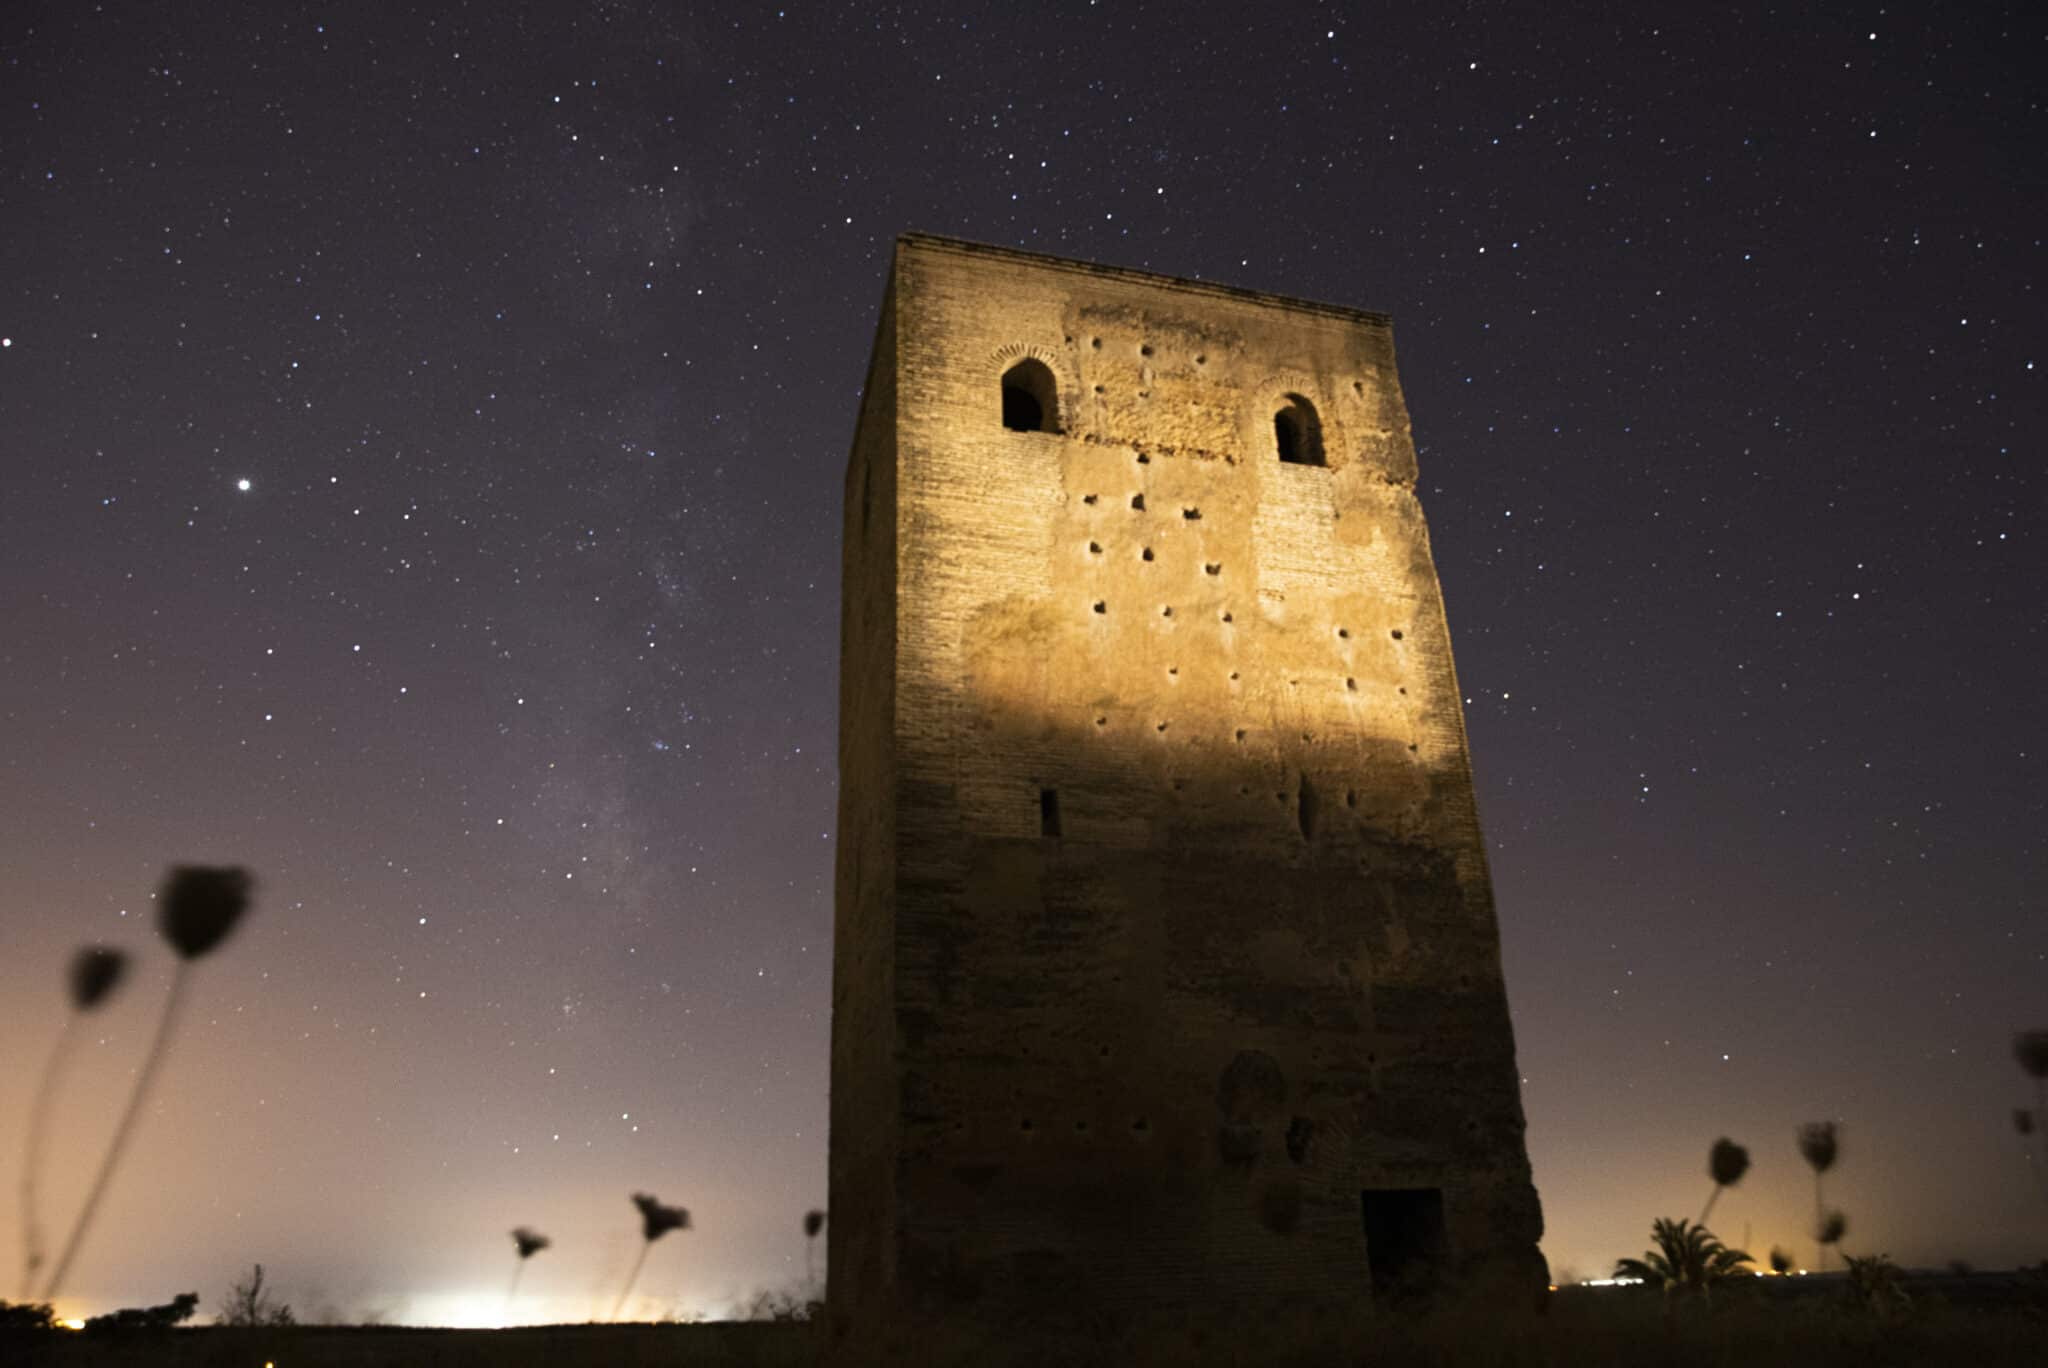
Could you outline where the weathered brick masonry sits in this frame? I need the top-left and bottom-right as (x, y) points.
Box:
(829, 235), (1543, 1331)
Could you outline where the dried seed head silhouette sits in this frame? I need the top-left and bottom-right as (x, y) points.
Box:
(20, 948), (136, 1295)
(40, 865), (258, 1302)
(613, 1192), (689, 1321)
(68, 946), (129, 1010)
(512, 1227), (550, 1259)
(1797, 1121), (1841, 1175)
(2015, 1031), (2048, 1081)
(633, 1192), (688, 1242)
(159, 865), (252, 959)
(1708, 1137), (1751, 1189)
(1815, 1209), (1848, 1247)
(1699, 1136), (1751, 1225)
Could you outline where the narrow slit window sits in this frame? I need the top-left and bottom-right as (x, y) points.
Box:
(1039, 787), (1062, 838)
(1274, 394), (1325, 466)
(1001, 358), (1060, 434)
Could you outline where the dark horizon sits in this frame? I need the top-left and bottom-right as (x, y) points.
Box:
(2, 0), (2042, 1324)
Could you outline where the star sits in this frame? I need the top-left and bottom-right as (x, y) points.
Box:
(236, 478), (252, 491)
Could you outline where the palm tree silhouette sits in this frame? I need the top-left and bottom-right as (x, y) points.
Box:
(18, 946), (129, 1298)
(1795, 1121), (1840, 1272)
(1698, 1137), (1750, 1227)
(41, 867), (252, 1301)
(612, 1193), (688, 1321)
(1613, 1218), (1752, 1295)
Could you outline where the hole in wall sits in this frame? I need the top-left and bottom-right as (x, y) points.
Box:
(1228, 670), (1239, 680)
(1160, 605), (1173, 617)
(1182, 507), (1201, 520)
(1140, 343), (1153, 357)
(1345, 790), (1357, 808)
(1093, 600), (1106, 614)
(1093, 383), (1105, 395)
(1353, 380), (1365, 396)
(1346, 678), (1357, 692)
(1136, 452), (1150, 464)
(1083, 493), (1098, 505)
(1141, 547), (1154, 561)
(1234, 729), (1247, 743)
(1204, 563), (1221, 576)
(1220, 611), (1233, 623)
(1090, 337), (1102, 349)
(1195, 354), (1207, 365)
(1039, 787), (1062, 838)
(1088, 541), (1101, 554)
(1390, 629), (1404, 640)
(1130, 493), (1145, 511)
(1337, 627), (1350, 639)
(1156, 721), (1169, 733)
(1094, 716), (1107, 728)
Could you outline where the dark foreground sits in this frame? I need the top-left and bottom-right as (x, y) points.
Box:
(8, 1278), (2047, 1367)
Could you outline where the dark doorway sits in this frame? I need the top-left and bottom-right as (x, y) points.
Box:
(1361, 1188), (1446, 1298)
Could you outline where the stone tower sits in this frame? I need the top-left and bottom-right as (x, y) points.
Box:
(830, 235), (1543, 1334)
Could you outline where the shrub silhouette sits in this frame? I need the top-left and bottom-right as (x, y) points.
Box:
(40, 867), (254, 1301)
(1613, 1218), (1751, 1296)
(612, 1193), (689, 1321)
(1699, 1137), (1751, 1226)
(85, 1292), (199, 1333)
(1843, 1252), (1911, 1319)
(0, 1299), (57, 1332)
(217, 1263), (293, 1327)
(18, 945), (130, 1297)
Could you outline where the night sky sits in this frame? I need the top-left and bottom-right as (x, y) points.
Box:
(3, 0), (2041, 1325)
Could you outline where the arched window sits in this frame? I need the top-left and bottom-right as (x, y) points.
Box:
(1274, 394), (1325, 466)
(1001, 358), (1060, 434)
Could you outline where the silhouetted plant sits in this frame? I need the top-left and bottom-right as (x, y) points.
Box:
(1815, 1208), (1848, 1259)
(506, 1227), (550, 1312)
(1613, 1218), (1751, 1295)
(803, 1209), (825, 1289)
(40, 867), (254, 1301)
(18, 945), (130, 1298)
(1843, 1252), (1911, 1318)
(612, 1192), (688, 1321)
(2017, 1031), (2048, 1206)
(1699, 1137), (1751, 1226)
(216, 1263), (292, 1327)
(1769, 1247), (1794, 1276)
(0, 1299), (57, 1332)
(85, 1292), (199, 1333)
(1796, 1121), (1841, 1271)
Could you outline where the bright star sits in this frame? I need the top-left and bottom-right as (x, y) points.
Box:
(236, 478), (252, 492)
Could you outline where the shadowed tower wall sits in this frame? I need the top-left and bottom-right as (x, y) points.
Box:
(830, 235), (1543, 1331)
